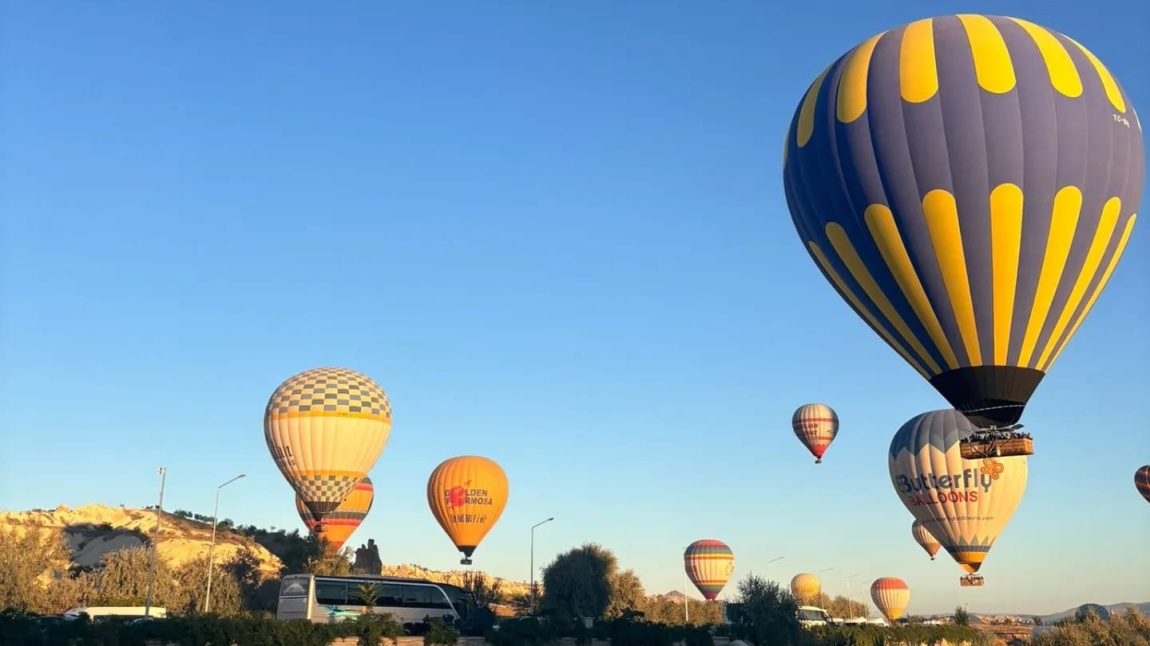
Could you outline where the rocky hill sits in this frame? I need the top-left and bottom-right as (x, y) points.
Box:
(0, 504), (530, 599)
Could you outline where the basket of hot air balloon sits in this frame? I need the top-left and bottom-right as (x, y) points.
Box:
(959, 574), (985, 587)
(782, 15), (1144, 458)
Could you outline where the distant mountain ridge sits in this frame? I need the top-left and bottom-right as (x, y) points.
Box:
(0, 504), (531, 598)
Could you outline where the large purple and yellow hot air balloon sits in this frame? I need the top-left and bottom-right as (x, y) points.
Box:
(783, 15), (1144, 444)
(296, 476), (375, 552)
(792, 404), (840, 464)
(889, 410), (1027, 586)
(264, 367), (392, 524)
(684, 540), (734, 601)
(1135, 465), (1150, 504)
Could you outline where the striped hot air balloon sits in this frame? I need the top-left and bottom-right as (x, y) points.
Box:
(911, 519), (942, 560)
(264, 367), (392, 524)
(889, 410), (1027, 584)
(684, 540), (734, 601)
(296, 476), (375, 552)
(870, 577), (910, 624)
(1135, 465), (1150, 504)
(783, 15), (1144, 436)
(792, 403), (840, 464)
(790, 573), (822, 604)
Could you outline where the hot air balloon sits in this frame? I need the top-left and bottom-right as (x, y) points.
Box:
(792, 404), (840, 464)
(870, 577), (910, 624)
(684, 540), (735, 601)
(427, 456), (509, 565)
(889, 410), (1027, 586)
(296, 476), (375, 552)
(782, 15), (1144, 454)
(790, 573), (821, 604)
(911, 519), (942, 560)
(1135, 465), (1150, 504)
(264, 367), (392, 524)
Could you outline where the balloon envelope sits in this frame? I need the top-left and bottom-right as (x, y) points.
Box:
(870, 577), (910, 623)
(264, 367), (392, 521)
(790, 573), (821, 604)
(889, 410), (1027, 576)
(426, 456), (509, 563)
(792, 404), (840, 463)
(684, 540), (735, 601)
(1136, 466), (1150, 504)
(782, 15), (1144, 429)
(296, 476), (375, 552)
(911, 519), (942, 560)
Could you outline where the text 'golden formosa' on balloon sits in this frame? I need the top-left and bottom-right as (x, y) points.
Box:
(888, 410), (1027, 583)
(870, 578), (910, 624)
(426, 456), (509, 565)
(296, 476), (374, 552)
(264, 367), (392, 519)
(790, 573), (821, 604)
(911, 519), (942, 560)
(683, 540), (734, 601)
(783, 14), (1144, 430)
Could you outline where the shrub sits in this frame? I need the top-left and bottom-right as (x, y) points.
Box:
(808, 623), (987, 646)
(424, 617), (462, 645)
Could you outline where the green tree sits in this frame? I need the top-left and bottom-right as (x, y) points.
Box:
(808, 592), (868, 618)
(165, 555), (245, 616)
(728, 575), (802, 646)
(0, 527), (90, 614)
(954, 604), (971, 626)
(89, 545), (175, 607)
(539, 543), (616, 622)
(461, 571), (504, 607)
(604, 569), (645, 619)
(304, 546), (352, 577)
(355, 582), (382, 611)
(1032, 609), (1150, 646)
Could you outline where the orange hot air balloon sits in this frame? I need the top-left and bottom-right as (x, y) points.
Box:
(296, 476), (375, 552)
(684, 540), (735, 600)
(427, 456), (509, 565)
(911, 519), (941, 560)
(790, 573), (821, 604)
(870, 577), (910, 624)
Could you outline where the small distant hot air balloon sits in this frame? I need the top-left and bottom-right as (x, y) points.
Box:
(870, 577), (910, 624)
(889, 410), (1027, 586)
(911, 520), (941, 560)
(783, 15), (1144, 443)
(427, 456), (509, 565)
(296, 476), (375, 552)
(1136, 466), (1150, 505)
(792, 404), (840, 464)
(264, 367), (392, 524)
(790, 573), (821, 604)
(684, 540), (734, 601)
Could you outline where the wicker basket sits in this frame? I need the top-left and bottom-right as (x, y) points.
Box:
(960, 437), (1034, 460)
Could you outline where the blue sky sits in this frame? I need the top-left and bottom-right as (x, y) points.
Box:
(1, 0), (1146, 617)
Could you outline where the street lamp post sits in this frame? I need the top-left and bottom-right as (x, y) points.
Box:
(846, 573), (862, 618)
(204, 474), (246, 613)
(144, 467), (167, 618)
(529, 517), (554, 615)
(766, 556), (784, 580)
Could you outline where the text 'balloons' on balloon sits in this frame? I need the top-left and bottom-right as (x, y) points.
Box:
(911, 519), (942, 560)
(790, 573), (821, 604)
(264, 367), (393, 522)
(684, 540), (735, 601)
(792, 403), (840, 464)
(296, 476), (375, 553)
(1136, 466), (1150, 505)
(426, 456), (509, 565)
(782, 14), (1144, 434)
(870, 577), (910, 624)
(888, 410), (1028, 585)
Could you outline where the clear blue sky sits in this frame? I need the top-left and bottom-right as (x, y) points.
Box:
(1, 0), (1146, 617)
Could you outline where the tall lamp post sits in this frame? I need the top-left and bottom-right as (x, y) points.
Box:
(144, 467), (167, 618)
(203, 474), (246, 613)
(846, 573), (863, 618)
(529, 517), (554, 614)
(766, 556), (785, 580)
